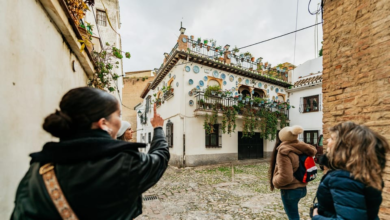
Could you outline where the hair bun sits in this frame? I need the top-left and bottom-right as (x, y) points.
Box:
(42, 110), (73, 138)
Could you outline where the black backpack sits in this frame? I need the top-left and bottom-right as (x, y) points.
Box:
(293, 154), (318, 183)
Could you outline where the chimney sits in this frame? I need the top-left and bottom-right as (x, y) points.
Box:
(177, 25), (188, 52)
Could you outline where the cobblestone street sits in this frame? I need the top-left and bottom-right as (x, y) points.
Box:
(137, 162), (323, 220)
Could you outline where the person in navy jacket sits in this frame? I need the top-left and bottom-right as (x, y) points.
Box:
(312, 122), (389, 220)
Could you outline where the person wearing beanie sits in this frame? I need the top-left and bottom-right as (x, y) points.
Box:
(268, 125), (316, 220)
(117, 121), (133, 141)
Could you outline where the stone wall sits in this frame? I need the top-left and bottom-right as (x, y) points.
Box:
(122, 71), (155, 142)
(322, 0), (390, 218)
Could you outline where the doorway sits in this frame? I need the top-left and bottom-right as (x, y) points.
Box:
(238, 132), (264, 160)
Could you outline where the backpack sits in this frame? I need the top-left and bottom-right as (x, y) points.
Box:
(293, 154), (317, 183)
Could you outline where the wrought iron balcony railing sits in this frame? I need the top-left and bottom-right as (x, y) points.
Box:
(194, 91), (289, 120)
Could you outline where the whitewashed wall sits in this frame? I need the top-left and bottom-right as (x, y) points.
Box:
(292, 57), (323, 82)
(289, 57), (323, 139)
(139, 59), (290, 166)
(0, 0), (90, 216)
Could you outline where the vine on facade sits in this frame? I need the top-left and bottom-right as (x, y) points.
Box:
(88, 42), (130, 92)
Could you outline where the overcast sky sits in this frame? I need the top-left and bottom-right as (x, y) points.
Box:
(119, 0), (323, 72)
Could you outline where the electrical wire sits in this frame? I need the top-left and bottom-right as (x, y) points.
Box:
(237, 22), (322, 50)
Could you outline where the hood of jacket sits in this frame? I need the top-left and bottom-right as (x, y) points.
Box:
(277, 140), (316, 157)
(30, 129), (147, 164)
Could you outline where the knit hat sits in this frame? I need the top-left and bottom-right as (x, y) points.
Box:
(279, 125), (304, 142)
(117, 121), (131, 137)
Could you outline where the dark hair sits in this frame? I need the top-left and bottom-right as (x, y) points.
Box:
(43, 87), (119, 138)
(117, 134), (126, 141)
(318, 154), (330, 171)
(269, 131), (282, 191)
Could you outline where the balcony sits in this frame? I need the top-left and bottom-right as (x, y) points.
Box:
(194, 91), (290, 120)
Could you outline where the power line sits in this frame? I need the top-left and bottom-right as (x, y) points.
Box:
(237, 22), (323, 50)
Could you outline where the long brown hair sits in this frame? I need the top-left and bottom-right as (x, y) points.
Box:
(269, 132), (282, 191)
(328, 122), (389, 190)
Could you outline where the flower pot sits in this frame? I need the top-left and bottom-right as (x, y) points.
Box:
(238, 97), (242, 101)
(192, 44), (196, 48)
(207, 46), (211, 51)
(218, 94), (222, 97)
(218, 57), (224, 62)
(251, 57), (255, 62)
(211, 91), (216, 96)
(199, 43), (203, 48)
(190, 35), (194, 40)
(245, 98), (249, 102)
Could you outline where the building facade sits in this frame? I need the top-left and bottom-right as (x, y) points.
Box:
(84, 0), (124, 100)
(137, 27), (294, 167)
(322, 0), (390, 218)
(288, 57), (323, 145)
(122, 70), (155, 142)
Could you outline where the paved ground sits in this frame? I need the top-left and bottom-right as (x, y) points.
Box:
(137, 162), (323, 220)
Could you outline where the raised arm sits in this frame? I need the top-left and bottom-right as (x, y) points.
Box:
(128, 103), (170, 194)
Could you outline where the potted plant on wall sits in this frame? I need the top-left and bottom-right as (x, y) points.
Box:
(245, 94), (250, 102)
(204, 39), (208, 45)
(244, 52), (252, 61)
(232, 46), (239, 55)
(190, 35), (194, 40)
(197, 37), (201, 44)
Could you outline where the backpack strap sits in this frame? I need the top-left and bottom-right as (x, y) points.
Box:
(39, 163), (79, 220)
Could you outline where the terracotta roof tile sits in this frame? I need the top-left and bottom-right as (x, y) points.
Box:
(294, 74), (322, 87)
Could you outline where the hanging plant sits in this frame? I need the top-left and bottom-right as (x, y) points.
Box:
(221, 106), (237, 135)
(87, 42), (130, 92)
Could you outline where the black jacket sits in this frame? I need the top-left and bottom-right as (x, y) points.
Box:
(313, 170), (382, 220)
(11, 128), (169, 220)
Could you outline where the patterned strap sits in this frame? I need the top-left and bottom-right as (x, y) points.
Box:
(39, 163), (79, 220)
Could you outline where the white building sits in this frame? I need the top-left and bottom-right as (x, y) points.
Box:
(136, 27), (295, 167)
(287, 57), (323, 145)
(84, 0), (124, 100)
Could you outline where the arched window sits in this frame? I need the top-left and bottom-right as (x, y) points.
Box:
(208, 79), (220, 87)
(253, 90), (265, 98)
(241, 89), (250, 98)
(166, 120), (173, 148)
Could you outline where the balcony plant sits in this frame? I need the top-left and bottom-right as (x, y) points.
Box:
(245, 94), (250, 102)
(65, 0), (91, 26)
(204, 39), (208, 45)
(88, 42), (130, 92)
(197, 37), (201, 43)
(205, 85), (221, 98)
(232, 46), (239, 55)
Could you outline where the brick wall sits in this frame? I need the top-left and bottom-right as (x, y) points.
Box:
(322, 0), (390, 217)
(122, 72), (155, 142)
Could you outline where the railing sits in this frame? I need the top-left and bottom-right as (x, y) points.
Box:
(194, 91), (289, 119)
(163, 90), (174, 101)
(186, 39), (289, 82)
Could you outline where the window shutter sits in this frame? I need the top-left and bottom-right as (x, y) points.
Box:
(319, 94), (323, 111)
(299, 97), (303, 113)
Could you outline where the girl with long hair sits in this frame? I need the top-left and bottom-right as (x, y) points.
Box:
(312, 122), (389, 219)
(269, 125), (317, 220)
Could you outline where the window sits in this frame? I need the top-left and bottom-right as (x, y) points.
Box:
(304, 130), (319, 145)
(96, 10), (107, 26)
(300, 95), (319, 113)
(277, 95), (285, 101)
(148, 132), (151, 144)
(208, 79), (220, 86)
(205, 124), (220, 148)
(166, 120), (173, 148)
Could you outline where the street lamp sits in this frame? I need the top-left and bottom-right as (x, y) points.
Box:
(225, 44), (230, 50)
